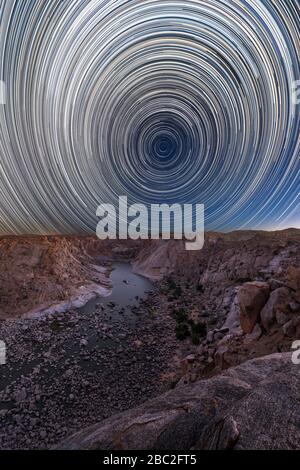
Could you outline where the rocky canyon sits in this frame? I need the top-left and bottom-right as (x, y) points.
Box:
(0, 229), (299, 450)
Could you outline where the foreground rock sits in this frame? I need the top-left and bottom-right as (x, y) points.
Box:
(58, 353), (300, 450)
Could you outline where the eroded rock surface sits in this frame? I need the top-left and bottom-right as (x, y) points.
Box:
(0, 236), (113, 318)
(238, 281), (270, 333)
(260, 287), (291, 331)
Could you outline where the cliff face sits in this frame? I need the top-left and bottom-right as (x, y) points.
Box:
(0, 236), (112, 318)
(133, 230), (300, 284)
(132, 230), (300, 335)
(132, 239), (187, 280)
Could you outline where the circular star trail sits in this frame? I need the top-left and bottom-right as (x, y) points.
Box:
(0, 0), (299, 234)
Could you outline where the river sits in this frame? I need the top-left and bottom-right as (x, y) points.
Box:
(79, 261), (153, 321)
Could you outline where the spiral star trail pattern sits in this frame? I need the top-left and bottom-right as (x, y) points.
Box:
(0, 0), (299, 234)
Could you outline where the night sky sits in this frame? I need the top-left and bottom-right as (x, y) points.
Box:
(0, 0), (299, 235)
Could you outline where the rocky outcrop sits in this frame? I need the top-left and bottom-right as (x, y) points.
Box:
(238, 282), (270, 333)
(136, 230), (299, 336)
(58, 353), (300, 450)
(141, 230), (299, 384)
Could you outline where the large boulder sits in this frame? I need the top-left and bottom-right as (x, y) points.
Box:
(282, 317), (300, 337)
(238, 282), (270, 333)
(58, 353), (300, 450)
(260, 287), (291, 331)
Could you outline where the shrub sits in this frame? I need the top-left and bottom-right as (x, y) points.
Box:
(189, 321), (207, 345)
(191, 332), (200, 345)
(175, 322), (190, 340)
(167, 277), (177, 289)
(166, 277), (182, 299)
(191, 321), (207, 337)
(172, 308), (188, 323)
(172, 285), (182, 299)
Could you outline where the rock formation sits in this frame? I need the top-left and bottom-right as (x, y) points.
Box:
(238, 281), (270, 333)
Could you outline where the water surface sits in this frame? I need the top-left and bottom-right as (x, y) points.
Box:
(80, 261), (153, 318)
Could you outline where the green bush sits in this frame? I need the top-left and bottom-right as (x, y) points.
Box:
(191, 321), (207, 337)
(166, 277), (182, 300)
(175, 322), (190, 340)
(188, 321), (207, 345)
(191, 332), (200, 345)
(172, 308), (188, 323)
(174, 285), (182, 297)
